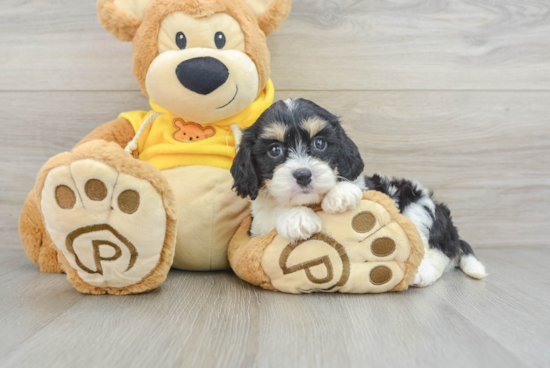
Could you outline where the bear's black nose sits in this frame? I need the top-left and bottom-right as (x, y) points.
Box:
(175, 57), (229, 95)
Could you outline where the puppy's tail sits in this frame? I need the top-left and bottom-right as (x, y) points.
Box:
(458, 240), (488, 279)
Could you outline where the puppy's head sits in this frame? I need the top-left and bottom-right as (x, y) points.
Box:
(231, 98), (364, 204)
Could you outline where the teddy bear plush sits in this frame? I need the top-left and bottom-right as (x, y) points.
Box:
(18, 0), (425, 295)
(18, 0), (291, 294)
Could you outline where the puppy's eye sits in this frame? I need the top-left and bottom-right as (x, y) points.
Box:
(268, 144), (283, 158)
(214, 32), (226, 49)
(313, 138), (327, 151)
(176, 32), (187, 49)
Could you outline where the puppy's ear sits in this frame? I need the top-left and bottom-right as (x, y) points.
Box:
(231, 133), (261, 200)
(97, 0), (153, 41)
(242, 0), (292, 36)
(336, 125), (364, 181)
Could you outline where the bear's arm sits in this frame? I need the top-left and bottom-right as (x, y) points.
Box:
(73, 118), (137, 155)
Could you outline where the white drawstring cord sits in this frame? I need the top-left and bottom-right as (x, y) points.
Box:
(230, 124), (243, 152)
(124, 112), (162, 154)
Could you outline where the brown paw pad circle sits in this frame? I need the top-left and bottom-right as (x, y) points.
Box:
(85, 179), (107, 201)
(369, 265), (393, 285)
(371, 237), (396, 257)
(55, 185), (76, 209)
(55, 179), (140, 214)
(118, 190), (140, 214)
(352, 211), (376, 233)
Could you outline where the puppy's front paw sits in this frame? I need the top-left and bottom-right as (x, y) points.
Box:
(277, 207), (322, 244)
(322, 182), (363, 214)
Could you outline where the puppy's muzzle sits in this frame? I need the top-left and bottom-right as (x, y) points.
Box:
(293, 169), (312, 187)
(176, 57), (229, 95)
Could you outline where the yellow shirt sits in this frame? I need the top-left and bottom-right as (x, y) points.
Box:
(119, 80), (274, 171)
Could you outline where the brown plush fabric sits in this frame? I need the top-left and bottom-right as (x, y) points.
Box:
(228, 217), (276, 291)
(97, 0), (143, 42)
(19, 190), (63, 273)
(39, 244), (65, 274)
(75, 118), (138, 157)
(360, 191), (424, 291)
(34, 140), (177, 295)
(257, 0), (291, 36)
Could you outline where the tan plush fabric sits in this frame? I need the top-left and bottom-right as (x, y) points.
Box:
(228, 217), (276, 290)
(75, 118), (136, 151)
(18, 119), (139, 277)
(42, 163), (167, 288)
(24, 149), (251, 278)
(18, 119), (138, 276)
(20, 0), (292, 294)
(97, 0), (290, 96)
(19, 190), (63, 273)
(229, 191), (425, 294)
(255, 0), (291, 36)
(163, 166), (251, 271)
(359, 191), (425, 291)
(131, 0), (271, 97)
(97, 0), (144, 42)
(34, 140), (177, 295)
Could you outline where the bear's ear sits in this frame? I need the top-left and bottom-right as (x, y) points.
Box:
(242, 0), (291, 36)
(97, 0), (154, 42)
(204, 126), (216, 138)
(173, 118), (186, 129)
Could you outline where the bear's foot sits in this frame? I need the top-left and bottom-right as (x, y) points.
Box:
(36, 140), (177, 295)
(229, 191), (425, 294)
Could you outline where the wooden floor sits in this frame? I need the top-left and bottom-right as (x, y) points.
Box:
(1, 1), (549, 367)
(0, 245), (549, 368)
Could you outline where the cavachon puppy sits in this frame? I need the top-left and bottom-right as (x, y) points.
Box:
(230, 98), (487, 287)
(231, 99), (366, 243)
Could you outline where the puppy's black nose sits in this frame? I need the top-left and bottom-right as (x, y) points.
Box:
(176, 57), (229, 95)
(293, 169), (312, 187)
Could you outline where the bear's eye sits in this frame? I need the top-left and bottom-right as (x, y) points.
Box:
(214, 32), (226, 49)
(176, 32), (187, 49)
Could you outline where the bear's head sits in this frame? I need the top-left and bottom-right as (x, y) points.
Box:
(97, 0), (291, 124)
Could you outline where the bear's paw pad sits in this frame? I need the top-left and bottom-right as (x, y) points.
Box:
(41, 159), (167, 290)
(261, 199), (416, 293)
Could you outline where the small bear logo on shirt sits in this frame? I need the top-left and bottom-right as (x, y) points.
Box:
(173, 118), (216, 143)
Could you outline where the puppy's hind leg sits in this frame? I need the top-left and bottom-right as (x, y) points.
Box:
(412, 248), (451, 287)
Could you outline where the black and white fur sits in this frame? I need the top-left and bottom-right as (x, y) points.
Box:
(231, 98), (365, 243)
(231, 98), (487, 287)
(363, 175), (487, 286)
